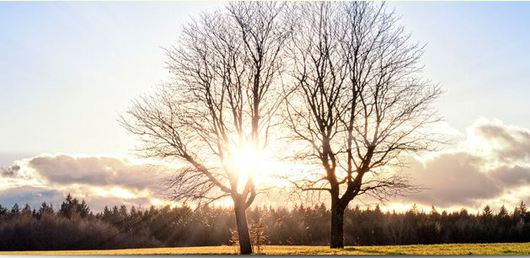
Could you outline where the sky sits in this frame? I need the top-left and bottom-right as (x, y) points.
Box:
(2, 2), (530, 212)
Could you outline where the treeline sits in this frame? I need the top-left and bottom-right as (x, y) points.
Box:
(1, 195), (530, 250)
(0, 195), (159, 250)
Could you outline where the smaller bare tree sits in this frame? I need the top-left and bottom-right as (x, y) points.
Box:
(250, 218), (268, 254)
(229, 228), (240, 253)
(284, 2), (441, 248)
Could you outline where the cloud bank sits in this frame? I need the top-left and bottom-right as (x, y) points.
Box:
(2, 119), (530, 211)
(28, 155), (168, 191)
(0, 155), (174, 210)
(402, 119), (530, 209)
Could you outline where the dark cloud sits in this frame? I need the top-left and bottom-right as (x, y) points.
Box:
(0, 154), (176, 211)
(490, 165), (530, 187)
(404, 122), (530, 208)
(28, 155), (171, 192)
(406, 153), (502, 207)
(1, 164), (19, 177)
(476, 123), (530, 162)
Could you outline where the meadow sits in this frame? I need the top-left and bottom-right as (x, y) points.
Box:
(2, 243), (530, 255)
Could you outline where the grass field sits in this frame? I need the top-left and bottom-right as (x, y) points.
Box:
(2, 243), (530, 255)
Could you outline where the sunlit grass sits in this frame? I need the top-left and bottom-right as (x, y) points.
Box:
(3, 243), (530, 255)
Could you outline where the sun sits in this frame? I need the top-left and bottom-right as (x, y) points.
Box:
(226, 143), (267, 175)
(230, 144), (263, 174)
(222, 136), (303, 192)
(224, 140), (279, 190)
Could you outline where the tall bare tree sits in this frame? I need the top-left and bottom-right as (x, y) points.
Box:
(284, 2), (441, 248)
(121, 2), (288, 254)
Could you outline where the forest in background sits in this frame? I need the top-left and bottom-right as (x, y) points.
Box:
(1, 195), (530, 250)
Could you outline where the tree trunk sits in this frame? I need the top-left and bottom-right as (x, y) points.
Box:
(330, 203), (345, 248)
(234, 200), (253, 254)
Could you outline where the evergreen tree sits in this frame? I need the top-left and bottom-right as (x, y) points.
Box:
(10, 203), (20, 216)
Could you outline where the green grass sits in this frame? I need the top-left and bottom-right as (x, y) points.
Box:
(2, 243), (530, 255)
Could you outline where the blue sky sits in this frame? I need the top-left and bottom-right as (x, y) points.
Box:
(1, 2), (530, 156)
(0, 2), (222, 156)
(393, 2), (530, 129)
(2, 2), (530, 211)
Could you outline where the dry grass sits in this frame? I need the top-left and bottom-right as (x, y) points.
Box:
(2, 243), (530, 255)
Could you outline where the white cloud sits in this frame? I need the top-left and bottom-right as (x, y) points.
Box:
(28, 154), (171, 191)
(402, 119), (530, 210)
(0, 154), (174, 210)
(3, 119), (530, 212)
(405, 152), (501, 207)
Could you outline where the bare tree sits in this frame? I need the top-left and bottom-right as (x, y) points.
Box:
(121, 2), (288, 254)
(284, 2), (441, 248)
